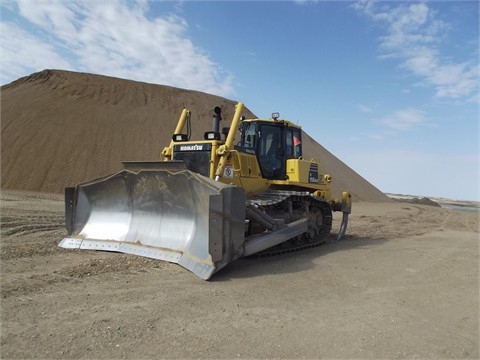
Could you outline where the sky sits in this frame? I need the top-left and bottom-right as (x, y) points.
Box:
(1, 0), (479, 201)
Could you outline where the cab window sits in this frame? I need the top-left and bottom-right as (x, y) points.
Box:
(286, 128), (302, 159)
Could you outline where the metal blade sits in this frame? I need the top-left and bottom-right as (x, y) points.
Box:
(59, 169), (245, 279)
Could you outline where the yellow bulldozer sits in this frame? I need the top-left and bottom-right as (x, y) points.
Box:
(59, 102), (351, 279)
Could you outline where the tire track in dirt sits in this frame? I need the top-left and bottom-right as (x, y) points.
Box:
(389, 204), (479, 235)
(348, 203), (478, 241)
(1, 254), (166, 299)
(1, 209), (66, 259)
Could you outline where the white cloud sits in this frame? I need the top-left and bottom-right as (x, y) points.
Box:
(353, 0), (479, 101)
(16, 0), (79, 35)
(0, 0), (235, 96)
(362, 108), (429, 140)
(430, 63), (479, 98)
(380, 108), (426, 131)
(293, 0), (320, 5)
(402, 48), (439, 77)
(357, 104), (373, 113)
(0, 22), (73, 82)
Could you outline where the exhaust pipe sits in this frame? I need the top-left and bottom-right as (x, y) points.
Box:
(212, 106), (222, 133)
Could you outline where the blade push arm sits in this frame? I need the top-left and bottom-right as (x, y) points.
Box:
(214, 102), (244, 180)
(161, 108), (190, 160)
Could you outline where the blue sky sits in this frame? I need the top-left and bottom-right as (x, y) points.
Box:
(1, 0), (479, 200)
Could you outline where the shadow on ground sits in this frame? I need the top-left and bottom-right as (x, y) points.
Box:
(212, 234), (388, 281)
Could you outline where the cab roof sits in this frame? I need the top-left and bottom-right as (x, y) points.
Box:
(241, 118), (302, 130)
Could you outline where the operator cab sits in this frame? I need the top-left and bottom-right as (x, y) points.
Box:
(237, 115), (302, 180)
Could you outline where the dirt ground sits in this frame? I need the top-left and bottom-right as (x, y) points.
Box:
(1, 190), (479, 359)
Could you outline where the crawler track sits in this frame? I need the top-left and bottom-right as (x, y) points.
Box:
(245, 190), (333, 256)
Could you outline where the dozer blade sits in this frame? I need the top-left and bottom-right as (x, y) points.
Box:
(59, 168), (246, 280)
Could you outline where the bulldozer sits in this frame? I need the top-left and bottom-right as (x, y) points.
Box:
(59, 102), (351, 279)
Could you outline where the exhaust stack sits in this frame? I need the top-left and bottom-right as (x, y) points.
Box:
(212, 106), (222, 133)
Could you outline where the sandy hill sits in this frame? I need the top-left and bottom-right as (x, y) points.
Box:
(1, 69), (389, 202)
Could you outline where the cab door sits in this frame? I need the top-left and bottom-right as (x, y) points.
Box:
(257, 123), (286, 180)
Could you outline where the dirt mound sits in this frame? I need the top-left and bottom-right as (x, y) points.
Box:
(395, 197), (442, 207)
(1, 69), (389, 202)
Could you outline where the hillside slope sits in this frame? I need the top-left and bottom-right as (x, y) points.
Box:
(1, 69), (389, 202)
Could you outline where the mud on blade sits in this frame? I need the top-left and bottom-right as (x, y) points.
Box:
(59, 169), (246, 280)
